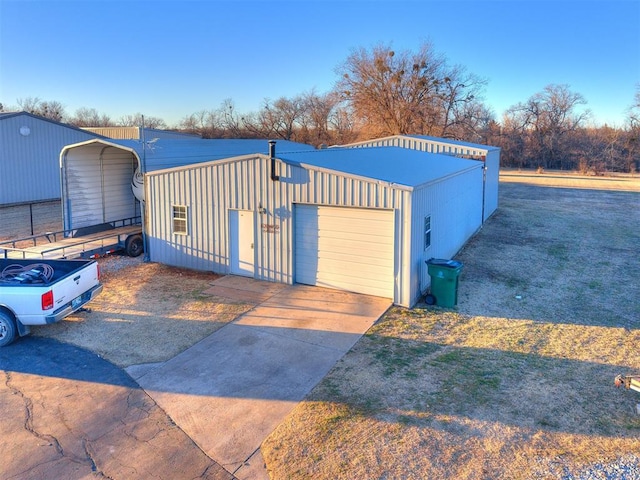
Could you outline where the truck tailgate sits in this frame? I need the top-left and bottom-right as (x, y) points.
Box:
(46, 262), (102, 323)
(2, 260), (102, 326)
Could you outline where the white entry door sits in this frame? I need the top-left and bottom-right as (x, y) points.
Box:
(229, 210), (255, 276)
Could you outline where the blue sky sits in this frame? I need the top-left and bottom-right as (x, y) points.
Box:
(1, 0), (638, 128)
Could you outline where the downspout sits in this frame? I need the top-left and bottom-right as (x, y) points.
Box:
(269, 140), (279, 181)
(481, 161), (487, 225)
(141, 116), (150, 262)
(61, 150), (71, 231)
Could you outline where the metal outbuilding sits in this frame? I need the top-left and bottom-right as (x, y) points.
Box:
(144, 143), (485, 307)
(341, 135), (500, 222)
(59, 138), (315, 232)
(0, 112), (103, 206)
(81, 126), (201, 140)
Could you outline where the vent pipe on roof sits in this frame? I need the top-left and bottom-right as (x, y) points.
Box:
(269, 140), (279, 181)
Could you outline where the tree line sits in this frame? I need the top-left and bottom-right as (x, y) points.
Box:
(3, 43), (638, 174)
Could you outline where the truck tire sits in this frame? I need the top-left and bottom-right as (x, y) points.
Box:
(0, 311), (17, 347)
(125, 235), (144, 257)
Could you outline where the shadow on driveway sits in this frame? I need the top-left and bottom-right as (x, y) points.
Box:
(0, 337), (234, 480)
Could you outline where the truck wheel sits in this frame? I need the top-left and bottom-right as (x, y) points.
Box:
(0, 311), (17, 347)
(125, 235), (144, 257)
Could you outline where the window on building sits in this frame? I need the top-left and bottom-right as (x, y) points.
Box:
(424, 215), (431, 250)
(173, 205), (188, 235)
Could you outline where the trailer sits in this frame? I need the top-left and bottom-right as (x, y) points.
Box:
(0, 217), (142, 260)
(615, 375), (640, 393)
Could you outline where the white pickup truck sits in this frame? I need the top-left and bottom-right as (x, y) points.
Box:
(0, 259), (103, 346)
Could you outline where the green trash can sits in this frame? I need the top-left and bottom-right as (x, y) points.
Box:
(425, 258), (463, 307)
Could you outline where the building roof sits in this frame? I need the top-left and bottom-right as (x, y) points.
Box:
(340, 134), (499, 152)
(403, 134), (500, 151)
(280, 146), (483, 189)
(81, 126), (202, 140)
(0, 111), (108, 138)
(61, 138), (316, 172)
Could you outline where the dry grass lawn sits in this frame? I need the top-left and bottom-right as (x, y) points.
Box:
(262, 171), (640, 479)
(32, 260), (254, 367)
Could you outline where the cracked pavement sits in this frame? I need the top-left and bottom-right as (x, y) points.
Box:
(0, 337), (235, 480)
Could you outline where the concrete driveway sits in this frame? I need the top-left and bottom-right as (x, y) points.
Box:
(127, 277), (391, 479)
(0, 276), (391, 480)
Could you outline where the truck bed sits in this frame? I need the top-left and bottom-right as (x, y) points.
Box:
(0, 258), (98, 285)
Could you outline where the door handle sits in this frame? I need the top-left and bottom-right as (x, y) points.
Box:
(251, 243), (254, 249)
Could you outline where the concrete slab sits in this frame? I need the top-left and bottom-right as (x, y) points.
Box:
(133, 279), (391, 478)
(202, 275), (288, 304)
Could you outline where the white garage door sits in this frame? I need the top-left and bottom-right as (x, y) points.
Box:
(295, 205), (395, 298)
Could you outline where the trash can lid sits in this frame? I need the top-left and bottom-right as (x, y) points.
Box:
(426, 258), (463, 269)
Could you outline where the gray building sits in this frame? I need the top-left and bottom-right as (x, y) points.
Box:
(341, 135), (501, 222)
(0, 112), (104, 238)
(59, 136), (493, 307)
(0, 111), (103, 206)
(143, 144), (485, 307)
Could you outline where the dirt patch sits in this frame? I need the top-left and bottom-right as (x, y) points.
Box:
(32, 255), (254, 367)
(262, 171), (640, 479)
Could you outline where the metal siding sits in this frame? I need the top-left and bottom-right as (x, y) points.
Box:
(62, 144), (138, 230)
(64, 148), (104, 228)
(101, 147), (137, 222)
(145, 153), (484, 307)
(348, 135), (498, 222)
(0, 114), (98, 205)
(483, 149), (500, 219)
(295, 205), (395, 298)
(146, 156), (415, 305)
(410, 166), (484, 303)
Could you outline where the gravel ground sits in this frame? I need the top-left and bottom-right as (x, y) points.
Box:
(538, 455), (640, 480)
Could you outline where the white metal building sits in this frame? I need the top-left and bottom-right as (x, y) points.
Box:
(0, 112), (102, 206)
(144, 144), (485, 307)
(341, 135), (500, 222)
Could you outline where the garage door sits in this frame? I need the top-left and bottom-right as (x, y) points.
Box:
(295, 205), (394, 298)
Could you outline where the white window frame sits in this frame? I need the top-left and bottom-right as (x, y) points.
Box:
(424, 215), (432, 250)
(172, 205), (188, 235)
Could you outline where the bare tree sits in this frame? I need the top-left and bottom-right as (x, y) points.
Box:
(335, 43), (487, 140)
(68, 107), (114, 127)
(118, 112), (167, 129)
(297, 90), (341, 145)
(218, 98), (245, 138)
(180, 110), (221, 138)
(242, 96), (306, 141)
(17, 97), (66, 122)
(623, 85), (640, 173)
(337, 43), (447, 137)
(435, 65), (489, 139)
(504, 84), (590, 169)
(627, 84), (640, 131)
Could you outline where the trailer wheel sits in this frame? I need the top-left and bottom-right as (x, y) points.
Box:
(125, 235), (144, 257)
(0, 311), (17, 347)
